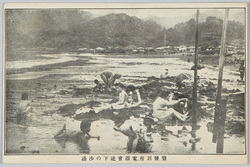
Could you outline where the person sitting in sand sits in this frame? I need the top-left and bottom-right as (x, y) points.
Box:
(153, 90), (189, 123)
(88, 85), (142, 113)
(54, 120), (100, 140)
(100, 71), (121, 91)
(111, 85), (142, 109)
(160, 69), (169, 79)
(16, 93), (33, 126)
(126, 85), (142, 108)
(110, 85), (130, 109)
(114, 115), (153, 153)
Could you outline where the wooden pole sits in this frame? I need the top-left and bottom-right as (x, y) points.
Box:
(164, 28), (167, 47)
(212, 9), (229, 143)
(216, 96), (228, 153)
(192, 9), (199, 127)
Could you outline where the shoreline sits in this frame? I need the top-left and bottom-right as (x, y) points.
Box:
(6, 52), (243, 75)
(5, 52), (244, 101)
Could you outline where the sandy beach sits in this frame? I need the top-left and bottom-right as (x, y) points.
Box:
(5, 52), (245, 154)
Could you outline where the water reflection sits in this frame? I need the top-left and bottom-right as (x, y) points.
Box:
(54, 133), (90, 153)
(6, 117), (245, 154)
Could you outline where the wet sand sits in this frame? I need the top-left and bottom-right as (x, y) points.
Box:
(5, 52), (246, 154)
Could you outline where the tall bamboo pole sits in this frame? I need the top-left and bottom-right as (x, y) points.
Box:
(192, 9), (199, 127)
(212, 9), (229, 143)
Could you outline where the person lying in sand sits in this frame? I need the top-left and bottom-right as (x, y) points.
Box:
(54, 120), (100, 140)
(153, 90), (189, 123)
(114, 115), (153, 153)
(100, 71), (121, 91)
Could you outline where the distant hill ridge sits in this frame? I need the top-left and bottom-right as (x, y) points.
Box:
(147, 10), (245, 29)
(6, 9), (245, 57)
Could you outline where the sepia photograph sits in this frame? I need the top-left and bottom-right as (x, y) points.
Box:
(2, 3), (247, 164)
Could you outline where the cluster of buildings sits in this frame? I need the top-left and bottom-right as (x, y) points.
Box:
(77, 44), (244, 56)
(202, 44), (245, 56)
(77, 45), (199, 54)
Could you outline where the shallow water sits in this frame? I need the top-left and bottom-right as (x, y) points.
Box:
(6, 118), (245, 154)
(5, 53), (245, 154)
(6, 119), (128, 154)
(6, 53), (78, 70)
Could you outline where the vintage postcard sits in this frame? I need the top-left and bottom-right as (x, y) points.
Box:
(2, 3), (247, 164)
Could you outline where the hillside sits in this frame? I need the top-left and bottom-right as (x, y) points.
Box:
(165, 16), (245, 48)
(6, 11), (164, 53)
(6, 9), (245, 57)
(6, 9), (93, 51)
(77, 13), (163, 48)
(147, 9), (245, 29)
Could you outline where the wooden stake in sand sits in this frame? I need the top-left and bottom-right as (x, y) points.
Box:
(190, 9), (199, 151)
(192, 9), (199, 127)
(212, 9), (229, 154)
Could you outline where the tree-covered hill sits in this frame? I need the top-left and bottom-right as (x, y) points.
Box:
(165, 16), (245, 49)
(6, 9), (245, 56)
(78, 13), (163, 48)
(6, 10), (164, 52)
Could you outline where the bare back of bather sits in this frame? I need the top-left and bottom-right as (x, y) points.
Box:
(153, 91), (188, 122)
(153, 97), (174, 122)
(100, 71), (121, 90)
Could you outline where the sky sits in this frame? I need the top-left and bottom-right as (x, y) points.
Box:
(83, 8), (245, 19)
(84, 9), (196, 18)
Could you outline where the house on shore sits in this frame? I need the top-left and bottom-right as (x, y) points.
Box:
(125, 45), (137, 53)
(77, 48), (88, 53)
(156, 46), (171, 53)
(178, 45), (187, 52)
(95, 47), (106, 53)
(137, 47), (145, 53)
(187, 46), (195, 52)
(206, 46), (215, 51)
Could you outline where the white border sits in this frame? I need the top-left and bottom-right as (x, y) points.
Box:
(2, 2), (248, 164)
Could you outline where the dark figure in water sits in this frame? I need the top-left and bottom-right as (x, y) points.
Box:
(54, 120), (100, 140)
(16, 93), (33, 125)
(239, 61), (245, 81)
(54, 120), (100, 153)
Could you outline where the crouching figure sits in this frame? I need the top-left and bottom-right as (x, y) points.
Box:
(114, 115), (153, 153)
